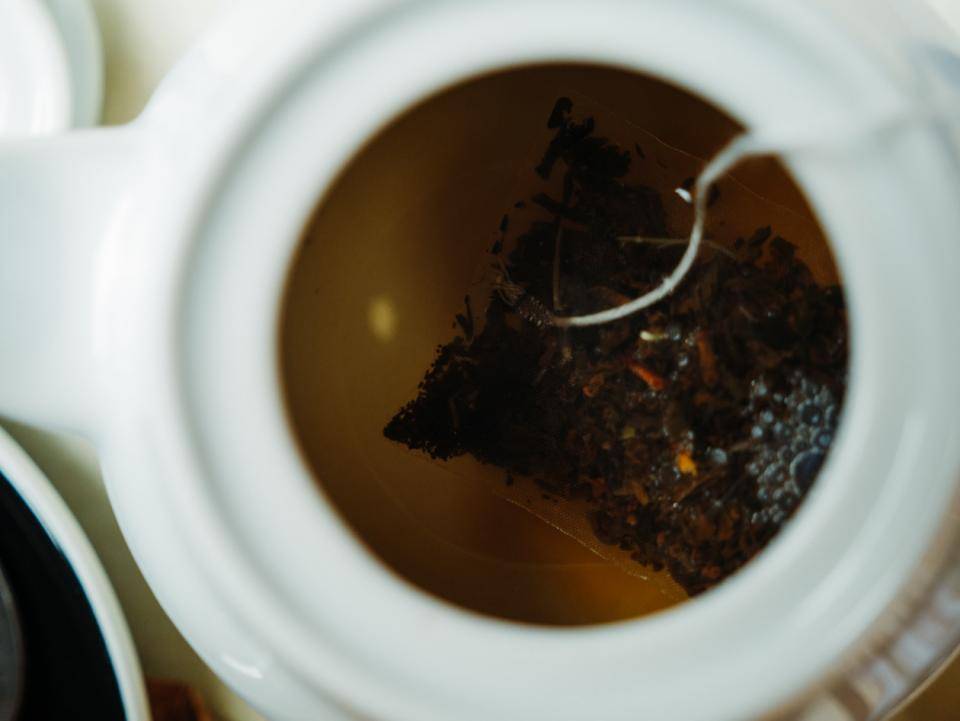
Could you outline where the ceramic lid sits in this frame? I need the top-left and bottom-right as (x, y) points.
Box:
(0, 0), (102, 134)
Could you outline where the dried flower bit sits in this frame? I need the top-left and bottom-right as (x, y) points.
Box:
(582, 373), (606, 398)
(626, 360), (667, 391)
(640, 329), (668, 342)
(676, 452), (698, 476)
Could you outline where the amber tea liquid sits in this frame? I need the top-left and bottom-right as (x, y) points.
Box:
(280, 65), (840, 625)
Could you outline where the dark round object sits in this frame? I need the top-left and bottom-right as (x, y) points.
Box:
(792, 451), (827, 492)
(0, 560), (22, 721)
(0, 474), (126, 720)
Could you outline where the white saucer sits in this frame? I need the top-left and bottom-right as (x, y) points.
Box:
(0, 427), (150, 720)
(0, 0), (103, 135)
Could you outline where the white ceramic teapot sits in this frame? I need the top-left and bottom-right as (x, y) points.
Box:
(3, 1), (960, 719)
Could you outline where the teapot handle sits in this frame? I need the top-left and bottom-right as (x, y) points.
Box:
(0, 127), (139, 435)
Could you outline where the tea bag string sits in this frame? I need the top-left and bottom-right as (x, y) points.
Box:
(549, 105), (954, 329)
(550, 133), (749, 328)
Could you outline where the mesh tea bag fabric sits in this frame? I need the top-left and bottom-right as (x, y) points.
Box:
(384, 90), (848, 596)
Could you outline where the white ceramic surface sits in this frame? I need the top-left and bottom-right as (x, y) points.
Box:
(4, 1), (960, 720)
(0, 0), (72, 134)
(42, 0), (105, 127)
(0, 0), (102, 135)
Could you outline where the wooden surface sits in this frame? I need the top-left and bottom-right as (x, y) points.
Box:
(148, 679), (215, 721)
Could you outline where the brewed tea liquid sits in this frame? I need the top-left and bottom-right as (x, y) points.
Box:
(280, 65), (838, 624)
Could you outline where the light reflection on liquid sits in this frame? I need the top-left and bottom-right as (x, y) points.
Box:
(367, 295), (398, 343)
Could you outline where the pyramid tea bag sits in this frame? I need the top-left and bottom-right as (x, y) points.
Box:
(384, 93), (848, 595)
(281, 66), (850, 621)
